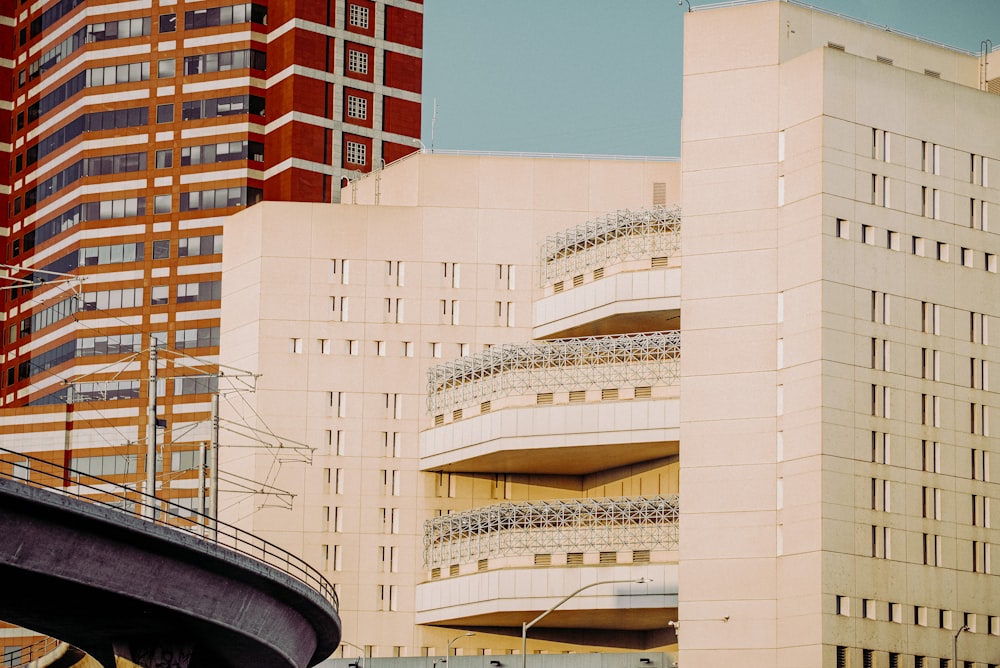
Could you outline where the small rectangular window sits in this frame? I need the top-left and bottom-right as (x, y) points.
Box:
(156, 104), (174, 123)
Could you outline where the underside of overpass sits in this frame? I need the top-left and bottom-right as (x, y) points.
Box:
(0, 476), (341, 668)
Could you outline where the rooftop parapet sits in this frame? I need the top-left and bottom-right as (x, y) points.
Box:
(539, 205), (680, 288)
(425, 331), (680, 415)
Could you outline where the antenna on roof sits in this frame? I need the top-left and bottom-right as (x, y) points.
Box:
(430, 98), (438, 153)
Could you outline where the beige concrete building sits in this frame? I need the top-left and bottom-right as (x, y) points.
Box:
(218, 154), (683, 659)
(4, 2), (1000, 667)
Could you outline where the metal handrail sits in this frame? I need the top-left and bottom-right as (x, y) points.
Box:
(0, 447), (337, 611)
(1, 636), (59, 667)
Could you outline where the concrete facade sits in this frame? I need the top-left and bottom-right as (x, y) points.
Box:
(218, 154), (682, 658)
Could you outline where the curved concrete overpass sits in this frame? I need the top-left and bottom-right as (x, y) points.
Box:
(0, 476), (341, 668)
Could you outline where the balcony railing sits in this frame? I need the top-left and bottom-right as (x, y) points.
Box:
(423, 495), (679, 569)
(539, 205), (680, 287)
(426, 331), (680, 414)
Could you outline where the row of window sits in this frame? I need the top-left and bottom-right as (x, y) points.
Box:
(29, 18), (151, 81)
(867, 172), (994, 228)
(869, 477), (992, 525)
(327, 295), (517, 327)
(183, 49), (266, 76)
(869, 127), (991, 186)
(24, 152), (146, 209)
(328, 259), (518, 289)
(28, 376), (219, 405)
(870, 432), (991, 481)
(867, 524), (992, 571)
(868, 291), (990, 345)
(838, 218), (998, 272)
(290, 338), (481, 359)
(837, 597), (999, 636)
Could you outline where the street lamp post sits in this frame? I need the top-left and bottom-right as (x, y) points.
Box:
(445, 632), (475, 668)
(520, 577), (652, 668)
(953, 625), (969, 667)
(341, 640), (367, 668)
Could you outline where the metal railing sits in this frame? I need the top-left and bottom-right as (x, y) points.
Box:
(539, 205), (680, 286)
(1, 636), (59, 668)
(426, 331), (680, 414)
(423, 495), (679, 569)
(0, 447), (337, 611)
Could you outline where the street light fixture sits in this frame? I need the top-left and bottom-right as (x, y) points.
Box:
(520, 577), (652, 668)
(953, 625), (970, 667)
(341, 640), (367, 668)
(445, 632), (475, 668)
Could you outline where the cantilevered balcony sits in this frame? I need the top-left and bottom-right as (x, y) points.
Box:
(534, 205), (681, 338)
(416, 496), (678, 628)
(420, 332), (679, 473)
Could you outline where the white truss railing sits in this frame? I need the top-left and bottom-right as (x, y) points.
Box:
(423, 495), (679, 568)
(426, 331), (680, 414)
(539, 205), (681, 287)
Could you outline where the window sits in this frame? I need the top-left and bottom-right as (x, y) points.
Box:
(349, 4), (369, 28)
(152, 240), (170, 259)
(156, 104), (174, 123)
(347, 95), (367, 120)
(290, 338), (303, 353)
(154, 195), (171, 214)
(348, 49), (368, 74)
(151, 286), (169, 305)
(158, 58), (175, 78)
(861, 224), (873, 244)
(155, 149), (173, 168)
(346, 141), (366, 166)
(159, 13), (177, 32)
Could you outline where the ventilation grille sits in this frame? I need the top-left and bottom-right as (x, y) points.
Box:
(553, 281), (564, 294)
(477, 559), (489, 572)
(988, 78), (1000, 96)
(534, 553), (551, 566)
(633, 549), (651, 563)
(567, 552), (583, 565)
(573, 274), (584, 288)
(480, 400), (491, 414)
(593, 267), (604, 280)
(924, 69), (941, 78)
(876, 55), (893, 65)
(635, 386), (652, 399)
(449, 564), (459, 577)
(452, 408), (463, 421)
(569, 390), (586, 403)
(431, 567), (441, 579)
(601, 388), (619, 401)
(599, 551), (617, 564)
(828, 42), (846, 51)
(434, 414), (444, 426)
(651, 256), (670, 269)
(652, 182), (667, 205)
(537, 392), (553, 405)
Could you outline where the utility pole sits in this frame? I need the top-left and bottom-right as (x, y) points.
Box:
(197, 441), (207, 533)
(144, 337), (158, 519)
(209, 393), (220, 536)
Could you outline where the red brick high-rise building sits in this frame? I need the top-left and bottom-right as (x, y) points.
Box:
(0, 0), (422, 419)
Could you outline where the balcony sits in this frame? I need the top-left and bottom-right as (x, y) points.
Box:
(534, 206), (680, 338)
(416, 496), (678, 628)
(420, 332), (680, 473)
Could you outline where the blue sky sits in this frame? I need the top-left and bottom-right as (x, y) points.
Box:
(421, 0), (1000, 157)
